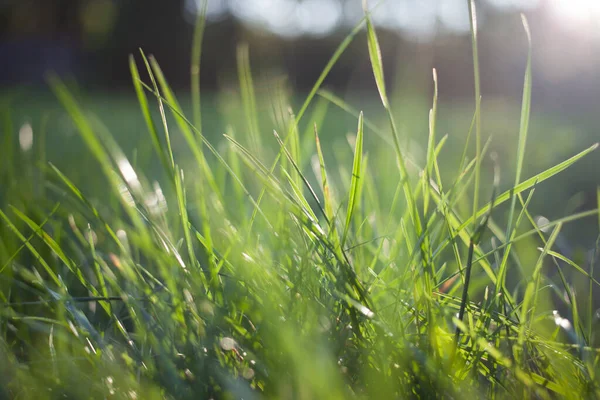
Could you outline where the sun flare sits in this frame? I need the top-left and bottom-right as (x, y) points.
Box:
(549, 0), (600, 28)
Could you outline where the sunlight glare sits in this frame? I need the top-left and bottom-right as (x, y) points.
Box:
(549, 0), (600, 28)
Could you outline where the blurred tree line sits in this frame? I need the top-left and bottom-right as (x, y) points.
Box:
(0, 0), (599, 112)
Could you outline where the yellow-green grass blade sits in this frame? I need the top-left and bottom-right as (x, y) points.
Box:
(500, 15), (533, 293)
(316, 88), (393, 146)
(0, 209), (61, 288)
(300, 97), (329, 169)
(140, 61), (223, 203)
(86, 224), (109, 303)
(236, 43), (262, 155)
(129, 56), (170, 175)
(239, 13), (372, 239)
(0, 204), (58, 275)
(423, 68), (439, 217)
(364, 4), (425, 264)
(8, 205), (84, 285)
(191, 0), (207, 130)
(435, 144), (599, 258)
(518, 223), (561, 350)
(138, 51), (175, 171)
(48, 76), (147, 232)
(48, 75), (112, 178)
(274, 130), (326, 224)
(341, 112), (364, 248)
(467, 0), (482, 227)
(293, 14), (368, 130)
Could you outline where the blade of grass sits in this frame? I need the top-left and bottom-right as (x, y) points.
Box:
(467, 0), (482, 229)
(138, 51), (175, 171)
(129, 56), (170, 175)
(341, 112), (364, 248)
(423, 68), (439, 217)
(273, 130), (326, 223)
(363, 2), (427, 276)
(0, 209), (61, 288)
(441, 143), (599, 252)
(498, 15), (532, 296)
(143, 56), (223, 204)
(237, 43), (262, 155)
(191, 0), (207, 130)
(517, 223), (561, 365)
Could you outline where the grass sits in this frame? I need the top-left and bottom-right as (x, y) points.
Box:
(1, 4), (600, 399)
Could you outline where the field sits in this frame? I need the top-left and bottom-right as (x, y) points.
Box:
(1, 10), (600, 399)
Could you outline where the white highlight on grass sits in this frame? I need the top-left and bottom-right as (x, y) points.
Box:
(219, 337), (237, 351)
(116, 229), (128, 244)
(534, 216), (551, 233)
(117, 158), (140, 191)
(553, 310), (572, 330)
(19, 122), (33, 152)
(145, 181), (168, 215)
(359, 305), (375, 318)
(242, 252), (255, 263)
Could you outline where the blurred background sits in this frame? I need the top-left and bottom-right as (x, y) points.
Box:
(1, 0), (599, 257)
(2, 0), (599, 99)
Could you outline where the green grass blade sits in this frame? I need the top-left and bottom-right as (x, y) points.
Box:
(48, 75), (112, 174)
(467, 0), (482, 226)
(191, 0), (207, 130)
(499, 16), (533, 294)
(292, 14), (368, 129)
(423, 68), (439, 216)
(363, 4), (424, 252)
(506, 15), (532, 236)
(341, 112), (364, 248)
(273, 130), (326, 223)
(518, 223), (561, 349)
(314, 125), (340, 246)
(144, 57), (222, 203)
(129, 56), (170, 175)
(138, 51), (175, 171)
(457, 144), (598, 235)
(173, 166), (201, 275)
(237, 43), (262, 154)
(317, 88), (392, 146)
(0, 209), (61, 288)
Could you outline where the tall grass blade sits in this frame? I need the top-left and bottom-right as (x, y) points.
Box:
(191, 0), (207, 130)
(342, 112), (364, 247)
(129, 56), (170, 175)
(457, 144), (598, 236)
(138, 51), (175, 171)
(467, 0), (482, 227)
(363, 3), (424, 261)
(237, 43), (262, 154)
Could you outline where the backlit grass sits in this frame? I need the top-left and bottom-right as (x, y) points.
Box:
(1, 3), (599, 399)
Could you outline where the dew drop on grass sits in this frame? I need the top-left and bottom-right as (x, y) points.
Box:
(242, 368), (255, 380)
(219, 337), (237, 351)
(534, 216), (551, 233)
(553, 310), (572, 330)
(19, 122), (33, 152)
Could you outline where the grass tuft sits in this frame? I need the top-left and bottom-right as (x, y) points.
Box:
(0, 5), (599, 399)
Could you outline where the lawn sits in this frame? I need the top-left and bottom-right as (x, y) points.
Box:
(1, 8), (599, 400)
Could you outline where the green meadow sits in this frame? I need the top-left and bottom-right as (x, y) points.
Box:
(1, 7), (599, 399)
